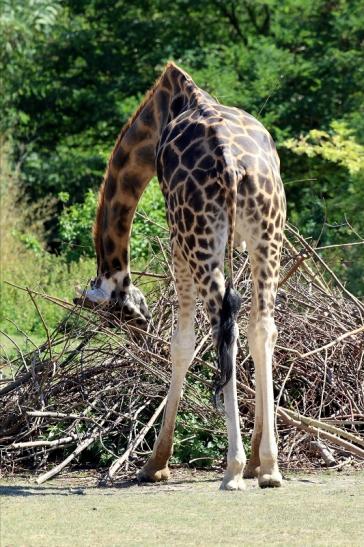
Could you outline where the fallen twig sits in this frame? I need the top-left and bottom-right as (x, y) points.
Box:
(108, 396), (167, 479)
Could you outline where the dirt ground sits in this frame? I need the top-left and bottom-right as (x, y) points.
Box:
(1, 468), (363, 546)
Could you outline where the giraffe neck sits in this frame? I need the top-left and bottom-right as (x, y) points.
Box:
(90, 63), (198, 301)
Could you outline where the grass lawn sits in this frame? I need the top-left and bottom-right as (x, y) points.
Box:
(1, 470), (363, 546)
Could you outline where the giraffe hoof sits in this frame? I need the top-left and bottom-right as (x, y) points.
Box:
(243, 464), (260, 479)
(220, 477), (246, 491)
(258, 471), (282, 488)
(137, 464), (170, 483)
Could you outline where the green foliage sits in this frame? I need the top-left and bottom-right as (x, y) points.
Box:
(284, 122), (364, 175)
(0, 152), (95, 339)
(172, 377), (249, 467)
(131, 178), (167, 261)
(0, 0), (62, 132)
(17, 232), (44, 255)
(172, 412), (228, 467)
(58, 178), (167, 262)
(3, 0), (363, 203)
(59, 189), (97, 261)
(283, 122), (364, 294)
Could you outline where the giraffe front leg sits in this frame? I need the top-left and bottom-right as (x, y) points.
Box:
(137, 256), (196, 483)
(137, 326), (196, 483)
(220, 321), (246, 491)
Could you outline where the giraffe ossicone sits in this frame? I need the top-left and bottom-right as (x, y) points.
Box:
(77, 61), (286, 490)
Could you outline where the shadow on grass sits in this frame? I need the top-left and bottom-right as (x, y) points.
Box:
(0, 474), (223, 497)
(1, 471), (323, 498)
(109, 478), (221, 491)
(0, 485), (87, 497)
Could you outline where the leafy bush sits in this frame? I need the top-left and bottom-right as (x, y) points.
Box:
(172, 411), (228, 467)
(283, 122), (364, 295)
(58, 189), (97, 262)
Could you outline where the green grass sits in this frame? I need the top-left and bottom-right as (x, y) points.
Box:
(0, 255), (96, 338)
(1, 471), (363, 546)
(0, 332), (45, 379)
(0, 332), (44, 354)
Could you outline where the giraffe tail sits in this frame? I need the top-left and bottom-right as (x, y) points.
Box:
(213, 168), (243, 408)
(213, 282), (242, 409)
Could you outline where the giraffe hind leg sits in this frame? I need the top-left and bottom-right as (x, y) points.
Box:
(193, 263), (246, 491)
(246, 242), (283, 488)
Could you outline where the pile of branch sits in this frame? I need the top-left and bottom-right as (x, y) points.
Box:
(1, 224), (363, 483)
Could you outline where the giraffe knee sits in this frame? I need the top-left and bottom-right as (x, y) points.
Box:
(171, 330), (196, 366)
(248, 317), (277, 348)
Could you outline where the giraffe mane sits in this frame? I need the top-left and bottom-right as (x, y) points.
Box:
(93, 61), (182, 269)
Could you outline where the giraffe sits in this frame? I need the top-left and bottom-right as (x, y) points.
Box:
(76, 62), (286, 490)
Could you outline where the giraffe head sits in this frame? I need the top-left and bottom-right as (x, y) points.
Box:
(75, 272), (151, 328)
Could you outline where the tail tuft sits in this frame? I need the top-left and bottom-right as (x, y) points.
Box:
(213, 283), (242, 408)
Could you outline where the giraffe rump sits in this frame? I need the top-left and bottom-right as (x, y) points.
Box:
(213, 283), (242, 407)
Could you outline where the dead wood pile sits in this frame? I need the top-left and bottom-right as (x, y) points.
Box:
(1, 224), (363, 483)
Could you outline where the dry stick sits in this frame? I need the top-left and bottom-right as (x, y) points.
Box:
(274, 325), (364, 360)
(26, 288), (53, 362)
(4, 319), (40, 351)
(274, 356), (296, 432)
(322, 419), (364, 426)
(282, 408), (364, 448)
(236, 365), (364, 458)
(316, 241), (364, 251)
(135, 210), (169, 232)
(283, 236), (329, 293)
(310, 440), (336, 466)
(202, 358), (364, 454)
(275, 327), (364, 440)
(157, 237), (175, 281)
(108, 396), (167, 479)
(298, 325), (364, 359)
(125, 399), (153, 468)
(278, 253), (308, 288)
(234, 255), (249, 286)
(287, 224), (364, 314)
(27, 410), (93, 420)
(196, 344), (364, 457)
(36, 403), (120, 485)
(317, 348), (328, 435)
(17, 283), (173, 345)
(12, 434), (78, 449)
(278, 408), (364, 459)
(0, 333), (94, 396)
(0, 331), (29, 373)
(36, 435), (98, 484)
(130, 270), (168, 279)
(4, 280), (74, 309)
